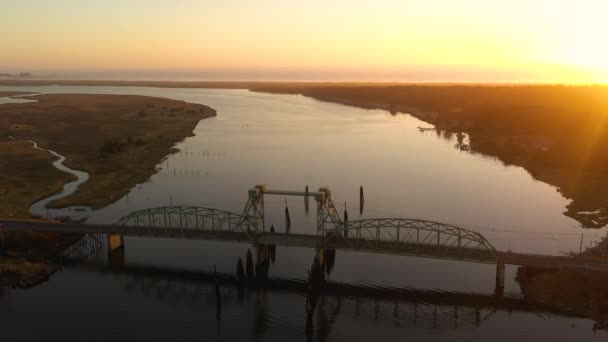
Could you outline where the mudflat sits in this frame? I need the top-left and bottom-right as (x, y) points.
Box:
(0, 94), (216, 215)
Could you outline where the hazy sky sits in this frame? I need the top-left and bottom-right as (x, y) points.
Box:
(2, 0), (608, 82)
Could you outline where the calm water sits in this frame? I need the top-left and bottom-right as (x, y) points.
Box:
(1, 86), (605, 341)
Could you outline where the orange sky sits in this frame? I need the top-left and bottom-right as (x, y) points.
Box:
(2, 0), (607, 83)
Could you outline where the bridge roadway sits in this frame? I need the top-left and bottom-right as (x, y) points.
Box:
(3, 219), (608, 271)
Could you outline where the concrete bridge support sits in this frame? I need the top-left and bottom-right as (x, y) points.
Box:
(494, 262), (505, 299)
(324, 248), (336, 275)
(107, 234), (125, 270)
(310, 251), (326, 289)
(108, 233), (124, 252)
(256, 244), (270, 280)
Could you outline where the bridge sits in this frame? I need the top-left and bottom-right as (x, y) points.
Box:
(3, 184), (608, 297)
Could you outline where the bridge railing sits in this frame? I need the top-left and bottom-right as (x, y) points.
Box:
(337, 218), (497, 258)
(117, 206), (255, 235)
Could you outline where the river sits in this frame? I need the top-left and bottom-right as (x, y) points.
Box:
(1, 86), (605, 341)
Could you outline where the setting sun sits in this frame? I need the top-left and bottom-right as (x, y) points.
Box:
(543, 1), (608, 80)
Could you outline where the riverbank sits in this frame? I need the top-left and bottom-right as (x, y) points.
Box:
(0, 231), (82, 288)
(1, 94), (216, 215)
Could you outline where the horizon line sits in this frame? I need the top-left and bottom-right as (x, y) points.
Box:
(0, 78), (607, 87)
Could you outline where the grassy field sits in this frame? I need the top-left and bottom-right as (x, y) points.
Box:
(0, 93), (216, 215)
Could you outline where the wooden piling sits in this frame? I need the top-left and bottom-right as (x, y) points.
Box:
(344, 202), (348, 223)
(343, 202), (349, 239)
(285, 199), (291, 233)
(359, 186), (365, 216)
(304, 185), (310, 215)
(214, 264), (221, 320)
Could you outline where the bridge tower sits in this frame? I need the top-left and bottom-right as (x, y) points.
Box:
(239, 185), (343, 237)
(314, 187), (343, 237)
(239, 185), (266, 233)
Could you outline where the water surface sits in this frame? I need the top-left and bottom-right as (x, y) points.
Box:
(0, 85), (604, 341)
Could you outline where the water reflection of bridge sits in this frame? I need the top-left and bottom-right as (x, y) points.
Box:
(68, 259), (586, 328)
(57, 233), (584, 322)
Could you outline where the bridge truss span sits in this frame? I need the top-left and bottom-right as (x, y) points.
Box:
(116, 206), (254, 236)
(110, 186), (498, 262)
(335, 217), (497, 261)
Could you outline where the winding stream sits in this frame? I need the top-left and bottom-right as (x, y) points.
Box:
(27, 140), (91, 217)
(2, 93), (91, 218)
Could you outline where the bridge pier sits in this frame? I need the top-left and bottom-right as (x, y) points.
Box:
(494, 261), (505, 299)
(107, 234), (125, 270)
(324, 248), (336, 275)
(108, 233), (124, 253)
(310, 252), (325, 290)
(256, 244), (270, 280)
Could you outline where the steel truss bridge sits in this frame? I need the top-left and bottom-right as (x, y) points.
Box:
(3, 185), (608, 275)
(114, 185), (497, 263)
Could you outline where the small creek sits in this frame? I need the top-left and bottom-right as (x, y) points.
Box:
(26, 140), (91, 218)
(2, 93), (92, 218)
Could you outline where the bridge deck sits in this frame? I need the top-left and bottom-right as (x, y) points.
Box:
(3, 219), (608, 271)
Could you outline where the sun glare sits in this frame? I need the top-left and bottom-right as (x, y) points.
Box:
(550, 2), (608, 79)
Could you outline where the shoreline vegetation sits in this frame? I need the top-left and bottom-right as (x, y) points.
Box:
(1, 81), (607, 228)
(0, 231), (82, 288)
(1, 93), (216, 217)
